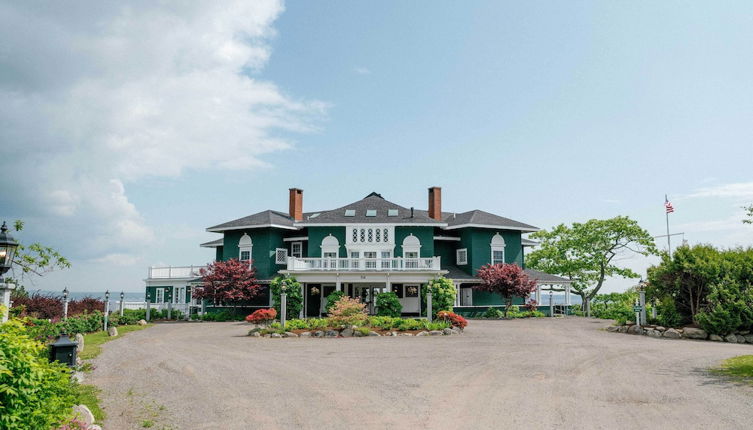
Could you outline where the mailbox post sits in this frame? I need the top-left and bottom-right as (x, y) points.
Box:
(49, 333), (78, 368)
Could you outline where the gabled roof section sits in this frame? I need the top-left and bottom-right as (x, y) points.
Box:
(440, 209), (539, 232)
(200, 238), (223, 248)
(206, 210), (297, 232)
(299, 193), (445, 225)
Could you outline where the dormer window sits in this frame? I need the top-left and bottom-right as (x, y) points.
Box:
(491, 233), (506, 265)
(238, 233), (253, 263)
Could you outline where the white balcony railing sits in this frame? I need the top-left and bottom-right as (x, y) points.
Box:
(148, 265), (206, 279)
(286, 257), (441, 272)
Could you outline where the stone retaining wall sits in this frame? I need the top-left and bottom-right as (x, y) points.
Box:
(607, 323), (753, 344)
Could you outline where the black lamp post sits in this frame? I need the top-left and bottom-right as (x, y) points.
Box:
(49, 333), (78, 368)
(0, 221), (20, 322)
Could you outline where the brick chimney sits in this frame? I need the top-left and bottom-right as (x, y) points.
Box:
(428, 186), (442, 221)
(289, 188), (303, 221)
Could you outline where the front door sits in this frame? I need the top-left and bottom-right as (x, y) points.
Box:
(320, 285), (335, 315)
(354, 284), (384, 314)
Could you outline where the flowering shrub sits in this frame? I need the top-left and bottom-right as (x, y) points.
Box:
(328, 296), (368, 328)
(524, 299), (538, 312)
(437, 311), (468, 330)
(245, 308), (277, 325)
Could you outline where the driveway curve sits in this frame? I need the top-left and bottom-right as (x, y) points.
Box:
(89, 318), (753, 429)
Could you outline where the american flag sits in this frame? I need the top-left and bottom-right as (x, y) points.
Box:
(665, 195), (674, 214)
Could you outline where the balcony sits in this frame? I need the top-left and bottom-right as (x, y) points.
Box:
(148, 265), (206, 279)
(286, 257), (441, 272)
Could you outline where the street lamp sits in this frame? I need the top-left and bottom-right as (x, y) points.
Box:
(62, 287), (69, 320)
(0, 221), (20, 322)
(119, 291), (125, 317)
(104, 290), (110, 331)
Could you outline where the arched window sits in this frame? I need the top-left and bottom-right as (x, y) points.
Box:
(490, 233), (506, 265)
(238, 233), (253, 262)
(401, 234), (421, 259)
(321, 234), (340, 258)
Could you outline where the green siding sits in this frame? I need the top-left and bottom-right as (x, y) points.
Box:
(394, 226), (434, 258)
(222, 228), (286, 279)
(145, 286), (173, 302)
(457, 228), (523, 275)
(307, 227), (347, 258)
(434, 240), (456, 269)
(215, 246), (223, 262)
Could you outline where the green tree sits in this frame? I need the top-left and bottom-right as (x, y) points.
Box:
(527, 216), (657, 316)
(270, 275), (303, 319)
(4, 220), (70, 293)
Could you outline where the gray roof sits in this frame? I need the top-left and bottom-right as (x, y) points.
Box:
(441, 209), (538, 231)
(299, 192), (444, 225)
(207, 210), (295, 232)
(522, 238), (539, 246)
(442, 265), (477, 281)
(199, 238), (223, 248)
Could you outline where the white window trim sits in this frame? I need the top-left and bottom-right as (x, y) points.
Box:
(275, 248), (288, 264)
(238, 233), (253, 262)
(401, 233), (421, 257)
(291, 242), (303, 258)
(321, 234), (340, 257)
(456, 248), (468, 265)
(491, 233), (506, 265)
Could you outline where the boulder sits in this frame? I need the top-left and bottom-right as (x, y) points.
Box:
(663, 328), (681, 339)
(744, 334), (753, 344)
(107, 326), (118, 337)
(368, 331), (380, 336)
(72, 405), (95, 427)
(647, 330), (662, 339)
(341, 328), (354, 337)
(137, 319), (147, 326)
(416, 331), (429, 336)
(709, 334), (723, 342)
(739, 330), (750, 335)
(314, 331), (324, 337)
(324, 330), (338, 337)
(249, 332), (261, 337)
(72, 371), (85, 384)
(388, 332), (398, 337)
(429, 330), (443, 336)
(627, 325), (643, 335)
(724, 334), (738, 343)
(89, 426), (103, 430)
(299, 332), (312, 337)
(283, 332), (298, 338)
(682, 327), (708, 340)
(605, 326), (619, 332)
(270, 333), (282, 338)
(354, 330), (364, 337)
(617, 326), (628, 333)
(736, 334), (747, 343)
(400, 333), (414, 336)
(655, 326), (666, 332)
(451, 327), (462, 334)
(442, 328), (453, 336)
(75, 333), (85, 353)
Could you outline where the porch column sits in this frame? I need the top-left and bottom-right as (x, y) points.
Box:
(268, 283), (273, 307)
(385, 275), (391, 294)
(336, 276), (341, 292)
(535, 284), (541, 304)
(564, 284), (570, 305)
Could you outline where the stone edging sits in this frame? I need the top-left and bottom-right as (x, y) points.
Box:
(607, 324), (753, 344)
(249, 326), (463, 338)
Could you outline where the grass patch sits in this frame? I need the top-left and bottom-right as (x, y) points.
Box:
(713, 355), (753, 382)
(79, 324), (152, 360)
(73, 383), (105, 423)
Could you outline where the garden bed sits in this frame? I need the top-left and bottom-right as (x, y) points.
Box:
(607, 322), (753, 344)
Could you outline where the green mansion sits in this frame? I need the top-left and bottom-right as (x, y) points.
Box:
(144, 187), (572, 317)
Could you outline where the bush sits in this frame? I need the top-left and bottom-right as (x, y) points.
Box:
(355, 327), (371, 336)
(375, 292), (402, 317)
(245, 308), (277, 325)
(270, 276), (304, 319)
(523, 299), (538, 312)
(421, 278), (456, 317)
(697, 279), (753, 335)
(328, 296), (368, 328)
(436, 311), (468, 330)
(198, 310), (244, 322)
(282, 319), (309, 330)
(653, 297), (682, 328)
(482, 308), (504, 319)
(367, 316), (400, 330)
(325, 291), (345, 314)
(0, 317), (76, 429)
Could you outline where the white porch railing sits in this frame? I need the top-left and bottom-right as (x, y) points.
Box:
(148, 265), (206, 279)
(286, 257), (441, 272)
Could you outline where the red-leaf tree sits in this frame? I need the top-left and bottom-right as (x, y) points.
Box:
(475, 263), (538, 318)
(196, 259), (261, 307)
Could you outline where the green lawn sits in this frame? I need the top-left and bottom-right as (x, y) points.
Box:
(73, 383), (105, 423)
(714, 355), (753, 382)
(80, 324), (152, 360)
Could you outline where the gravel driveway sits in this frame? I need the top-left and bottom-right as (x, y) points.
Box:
(89, 318), (753, 429)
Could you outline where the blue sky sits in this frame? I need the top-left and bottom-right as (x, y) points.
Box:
(1, 1), (752, 293)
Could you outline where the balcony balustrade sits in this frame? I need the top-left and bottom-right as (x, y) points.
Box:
(286, 257), (441, 272)
(148, 265), (205, 279)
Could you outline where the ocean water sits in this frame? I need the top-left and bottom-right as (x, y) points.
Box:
(27, 290), (145, 302)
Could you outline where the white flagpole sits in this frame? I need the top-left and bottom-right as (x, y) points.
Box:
(665, 194), (671, 257)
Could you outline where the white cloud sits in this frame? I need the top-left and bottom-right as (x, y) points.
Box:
(91, 253), (144, 267)
(0, 1), (325, 261)
(354, 66), (371, 75)
(681, 182), (753, 202)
